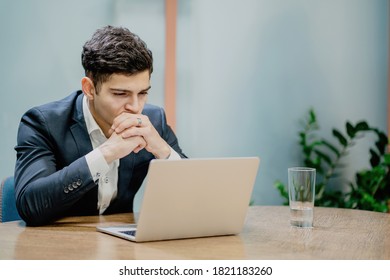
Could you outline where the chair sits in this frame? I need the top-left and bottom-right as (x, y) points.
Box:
(0, 176), (21, 222)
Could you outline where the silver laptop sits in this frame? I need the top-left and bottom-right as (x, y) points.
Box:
(96, 157), (260, 242)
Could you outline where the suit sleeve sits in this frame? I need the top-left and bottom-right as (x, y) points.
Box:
(159, 107), (187, 159)
(14, 108), (96, 226)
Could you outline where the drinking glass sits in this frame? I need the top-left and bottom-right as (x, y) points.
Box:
(288, 167), (316, 228)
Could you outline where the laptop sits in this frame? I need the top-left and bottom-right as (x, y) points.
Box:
(96, 157), (260, 242)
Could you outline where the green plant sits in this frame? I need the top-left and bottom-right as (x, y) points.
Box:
(274, 109), (390, 212)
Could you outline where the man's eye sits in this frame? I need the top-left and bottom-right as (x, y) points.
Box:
(113, 92), (126, 96)
(140, 91), (149, 95)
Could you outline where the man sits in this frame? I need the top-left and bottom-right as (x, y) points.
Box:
(14, 26), (186, 226)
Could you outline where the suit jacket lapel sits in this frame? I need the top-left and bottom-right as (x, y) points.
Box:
(70, 92), (93, 156)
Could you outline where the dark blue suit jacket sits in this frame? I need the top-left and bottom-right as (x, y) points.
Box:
(14, 91), (186, 226)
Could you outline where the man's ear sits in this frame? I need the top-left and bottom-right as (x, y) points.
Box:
(81, 77), (95, 100)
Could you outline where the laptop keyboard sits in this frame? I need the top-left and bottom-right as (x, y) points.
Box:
(119, 230), (137, 237)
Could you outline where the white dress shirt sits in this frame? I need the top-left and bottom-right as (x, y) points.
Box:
(82, 96), (180, 214)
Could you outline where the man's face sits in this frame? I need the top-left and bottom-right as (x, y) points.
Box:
(87, 70), (151, 136)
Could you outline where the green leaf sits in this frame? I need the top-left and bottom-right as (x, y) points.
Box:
(332, 129), (348, 147)
(309, 109), (316, 125)
(321, 140), (341, 157)
(274, 181), (289, 205)
(354, 121), (369, 131)
(303, 146), (312, 157)
(384, 154), (390, 165)
(314, 149), (332, 165)
(374, 132), (389, 155)
(369, 149), (380, 167)
(304, 159), (323, 173)
(375, 141), (386, 155)
(378, 132), (388, 145)
(308, 141), (323, 149)
(346, 122), (355, 138)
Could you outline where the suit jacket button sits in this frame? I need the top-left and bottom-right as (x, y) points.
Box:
(77, 179), (82, 186)
(68, 184), (74, 191)
(72, 182), (78, 189)
(64, 187), (69, 194)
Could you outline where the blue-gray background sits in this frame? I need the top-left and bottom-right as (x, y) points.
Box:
(0, 0), (388, 206)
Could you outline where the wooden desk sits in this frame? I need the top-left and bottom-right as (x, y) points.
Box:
(0, 206), (389, 259)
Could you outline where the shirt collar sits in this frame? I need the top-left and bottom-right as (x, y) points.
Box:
(82, 95), (105, 137)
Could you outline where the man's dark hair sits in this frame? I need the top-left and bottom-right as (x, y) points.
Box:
(81, 25), (153, 92)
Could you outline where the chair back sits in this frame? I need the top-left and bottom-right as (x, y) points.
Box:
(0, 176), (21, 222)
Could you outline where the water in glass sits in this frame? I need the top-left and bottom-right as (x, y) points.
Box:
(290, 201), (313, 227)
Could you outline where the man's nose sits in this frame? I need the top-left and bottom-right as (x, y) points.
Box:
(124, 97), (140, 113)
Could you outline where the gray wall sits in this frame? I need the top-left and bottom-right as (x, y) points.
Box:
(0, 0), (388, 207)
(176, 0), (388, 205)
(0, 0), (114, 179)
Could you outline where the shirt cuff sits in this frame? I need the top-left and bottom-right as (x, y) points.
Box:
(167, 147), (181, 160)
(85, 149), (110, 182)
